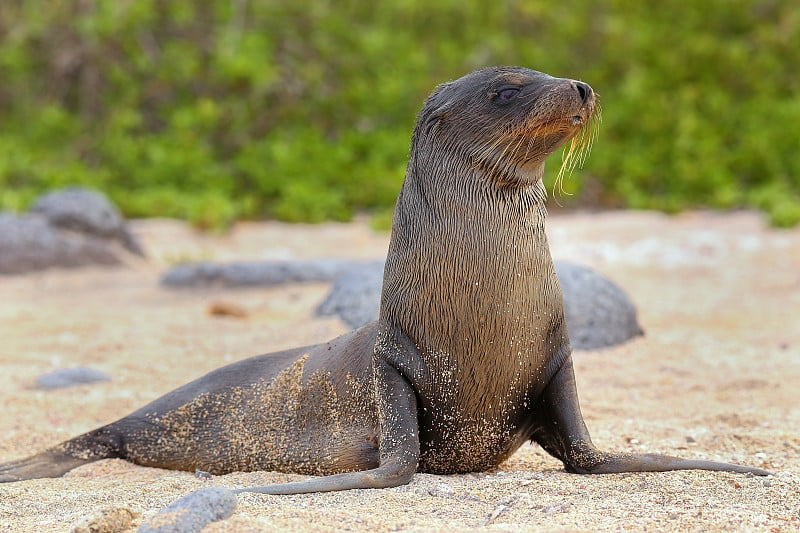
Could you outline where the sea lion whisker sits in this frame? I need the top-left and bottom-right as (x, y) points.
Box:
(553, 104), (600, 201)
(574, 106), (601, 170)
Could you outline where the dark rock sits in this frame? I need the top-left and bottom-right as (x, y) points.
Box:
(315, 262), (384, 328)
(137, 487), (237, 533)
(0, 187), (144, 275)
(160, 259), (383, 288)
(555, 261), (644, 350)
(314, 260), (644, 350)
(30, 187), (143, 255)
(0, 213), (71, 274)
(161, 254), (643, 351)
(35, 367), (112, 390)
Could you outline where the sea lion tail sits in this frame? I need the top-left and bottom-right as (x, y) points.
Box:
(0, 426), (120, 483)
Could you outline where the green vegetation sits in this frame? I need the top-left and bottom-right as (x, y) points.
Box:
(1, 0), (797, 228)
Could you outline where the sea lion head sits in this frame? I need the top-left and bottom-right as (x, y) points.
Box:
(412, 66), (598, 188)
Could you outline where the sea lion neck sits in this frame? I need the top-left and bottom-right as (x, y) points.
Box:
(401, 147), (549, 230)
(382, 156), (558, 359)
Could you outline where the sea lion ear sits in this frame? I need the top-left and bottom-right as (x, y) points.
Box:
(420, 82), (456, 132)
(431, 99), (455, 121)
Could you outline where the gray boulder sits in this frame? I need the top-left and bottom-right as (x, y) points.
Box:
(30, 187), (143, 255)
(316, 260), (644, 350)
(0, 187), (144, 275)
(315, 262), (385, 329)
(0, 212), (120, 274)
(555, 261), (644, 350)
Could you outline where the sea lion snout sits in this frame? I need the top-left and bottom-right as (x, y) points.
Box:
(562, 79), (595, 120)
(551, 79), (595, 129)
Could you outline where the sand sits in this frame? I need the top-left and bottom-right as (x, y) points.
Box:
(0, 210), (797, 532)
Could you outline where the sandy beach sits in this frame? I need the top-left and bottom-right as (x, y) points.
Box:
(0, 210), (798, 532)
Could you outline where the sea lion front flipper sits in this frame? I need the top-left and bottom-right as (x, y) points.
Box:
(530, 356), (771, 476)
(235, 358), (420, 495)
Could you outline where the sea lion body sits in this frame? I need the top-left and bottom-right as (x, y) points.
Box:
(0, 67), (768, 490)
(97, 328), (380, 476)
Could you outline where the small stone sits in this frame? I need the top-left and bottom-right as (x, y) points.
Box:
(138, 487), (237, 533)
(35, 367), (112, 390)
(429, 483), (455, 498)
(195, 470), (212, 481)
(71, 507), (136, 533)
(207, 301), (249, 319)
(541, 503), (569, 516)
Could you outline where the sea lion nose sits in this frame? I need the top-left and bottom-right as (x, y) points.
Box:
(572, 81), (593, 104)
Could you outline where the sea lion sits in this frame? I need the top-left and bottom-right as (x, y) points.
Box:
(0, 66), (769, 493)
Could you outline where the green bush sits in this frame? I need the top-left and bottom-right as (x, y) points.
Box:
(0, 0), (797, 228)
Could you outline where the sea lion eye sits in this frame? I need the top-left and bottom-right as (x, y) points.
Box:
(496, 87), (520, 101)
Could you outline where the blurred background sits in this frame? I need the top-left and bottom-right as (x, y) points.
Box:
(0, 0), (797, 230)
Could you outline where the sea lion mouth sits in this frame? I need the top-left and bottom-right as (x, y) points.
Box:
(522, 111), (588, 140)
(469, 105), (597, 188)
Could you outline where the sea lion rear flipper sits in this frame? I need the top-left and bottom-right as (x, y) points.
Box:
(530, 356), (771, 476)
(0, 426), (122, 483)
(236, 357), (420, 495)
(0, 448), (99, 482)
